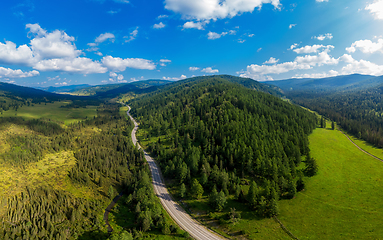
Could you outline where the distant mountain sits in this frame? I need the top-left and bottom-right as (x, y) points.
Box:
(94, 80), (172, 97)
(0, 81), (67, 101)
(264, 74), (379, 94)
(40, 84), (91, 93)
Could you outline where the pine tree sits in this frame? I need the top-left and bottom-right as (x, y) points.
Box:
(247, 181), (258, 209)
(191, 179), (204, 199)
(216, 190), (227, 211)
(108, 185), (116, 199)
(179, 183), (186, 198)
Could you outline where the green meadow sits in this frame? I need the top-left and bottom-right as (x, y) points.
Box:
(1, 101), (97, 125)
(277, 123), (383, 239)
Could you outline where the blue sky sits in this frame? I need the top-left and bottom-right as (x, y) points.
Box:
(0, 0), (382, 87)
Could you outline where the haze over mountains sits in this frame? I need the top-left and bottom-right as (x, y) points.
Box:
(3, 73), (383, 102)
(264, 74), (383, 94)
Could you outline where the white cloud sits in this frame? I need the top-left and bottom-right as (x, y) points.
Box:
(160, 59), (171, 66)
(27, 25), (81, 59)
(0, 23), (155, 77)
(124, 27), (139, 42)
(316, 0), (328, 2)
(201, 67), (219, 73)
(290, 43), (299, 50)
(157, 15), (169, 19)
(248, 34), (254, 37)
(289, 24), (296, 29)
(34, 57), (107, 74)
(0, 41), (34, 65)
(130, 76), (144, 82)
(238, 39), (246, 43)
(295, 51), (338, 66)
(346, 39), (383, 54)
(366, 0), (383, 20)
(153, 22), (166, 29)
(294, 70), (339, 79)
(313, 33), (333, 41)
(164, 0), (281, 21)
(95, 32), (115, 43)
(240, 48), (338, 79)
(257, 48), (262, 52)
(55, 81), (68, 86)
(109, 71), (126, 82)
(229, 30), (237, 35)
(26, 23), (46, 37)
(101, 55), (156, 72)
(293, 44), (334, 54)
(0, 67), (39, 79)
(162, 74), (187, 81)
(114, 0), (129, 3)
(207, 31), (227, 40)
(189, 67), (200, 71)
(183, 21), (206, 30)
(0, 24), (106, 75)
(241, 61), (311, 78)
(340, 54), (383, 76)
(264, 57), (279, 64)
(107, 10), (120, 15)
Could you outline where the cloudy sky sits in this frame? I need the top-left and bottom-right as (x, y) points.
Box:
(0, 0), (382, 87)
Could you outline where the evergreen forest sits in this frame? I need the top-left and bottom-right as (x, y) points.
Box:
(0, 103), (184, 239)
(128, 76), (318, 217)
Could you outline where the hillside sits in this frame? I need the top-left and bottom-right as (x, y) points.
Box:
(264, 74), (379, 94)
(66, 80), (171, 97)
(0, 81), (66, 101)
(128, 75), (317, 228)
(292, 82), (383, 148)
(39, 84), (91, 93)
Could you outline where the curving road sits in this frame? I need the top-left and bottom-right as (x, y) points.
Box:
(126, 106), (225, 240)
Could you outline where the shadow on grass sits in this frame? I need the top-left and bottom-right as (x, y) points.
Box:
(77, 229), (109, 240)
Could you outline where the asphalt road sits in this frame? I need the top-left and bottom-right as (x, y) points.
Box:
(126, 106), (225, 240)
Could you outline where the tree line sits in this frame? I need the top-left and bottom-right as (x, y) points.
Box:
(290, 86), (383, 148)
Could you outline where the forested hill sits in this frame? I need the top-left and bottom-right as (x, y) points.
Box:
(62, 80), (171, 97)
(128, 76), (317, 216)
(175, 75), (284, 97)
(264, 74), (381, 95)
(0, 81), (66, 101)
(293, 82), (383, 148)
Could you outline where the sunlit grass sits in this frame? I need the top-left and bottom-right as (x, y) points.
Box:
(278, 124), (383, 239)
(1, 101), (97, 125)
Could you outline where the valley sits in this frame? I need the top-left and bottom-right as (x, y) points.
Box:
(1, 74), (383, 239)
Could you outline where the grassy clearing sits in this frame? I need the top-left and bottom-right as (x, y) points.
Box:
(119, 105), (129, 118)
(0, 151), (76, 197)
(0, 123), (34, 154)
(277, 123), (383, 239)
(1, 101), (97, 125)
(342, 130), (383, 160)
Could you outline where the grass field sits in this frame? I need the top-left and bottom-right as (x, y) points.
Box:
(1, 101), (97, 125)
(277, 123), (383, 239)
